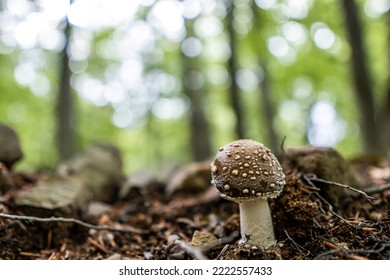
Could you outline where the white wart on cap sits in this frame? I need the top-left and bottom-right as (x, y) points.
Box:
(211, 139), (285, 202)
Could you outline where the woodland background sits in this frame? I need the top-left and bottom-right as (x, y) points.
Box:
(1, 0), (390, 173)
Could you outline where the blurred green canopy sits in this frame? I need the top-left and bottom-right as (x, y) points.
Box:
(1, 0), (389, 172)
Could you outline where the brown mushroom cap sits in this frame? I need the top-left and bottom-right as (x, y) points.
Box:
(211, 139), (285, 202)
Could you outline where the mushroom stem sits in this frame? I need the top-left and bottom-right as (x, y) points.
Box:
(238, 199), (276, 249)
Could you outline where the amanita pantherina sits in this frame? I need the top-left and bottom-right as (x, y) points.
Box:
(211, 139), (285, 249)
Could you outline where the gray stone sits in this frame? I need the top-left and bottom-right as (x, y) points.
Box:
(58, 142), (124, 202)
(86, 201), (113, 218)
(14, 142), (124, 216)
(119, 170), (156, 200)
(14, 174), (86, 216)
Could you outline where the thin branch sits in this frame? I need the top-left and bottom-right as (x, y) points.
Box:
(0, 213), (147, 234)
(280, 136), (287, 157)
(315, 193), (352, 225)
(365, 183), (390, 195)
(284, 229), (309, 256)
(302, 175), (358, 226)
(315, 242), (390, 260)
(0, 221), (17, 232)
(201, 230), (239, 255)
(303, 174), (375, 202)
(173, 240), (208, 260)
(166, 231), (239, 260)
(302, 174), (321, 191)
(220, 230), (240, 244)
(216, 244), (230, 260)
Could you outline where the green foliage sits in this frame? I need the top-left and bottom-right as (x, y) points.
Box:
(0, 56), (57, 170)
(1, 0), (389, 172)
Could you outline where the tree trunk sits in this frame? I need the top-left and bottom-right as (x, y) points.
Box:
(341, 0), (380, 154)
(181, 20), (212, 161)
(251, 3), (280, 152)
(259, 63), (280, 152)
(226, 0), (246, 139)
(378, 10), (390, 154)
(57, 18), (76, 161)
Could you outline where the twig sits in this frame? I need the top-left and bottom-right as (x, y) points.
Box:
(303, 175), (375, 202)
(316, 238), (351, 260)
(19, 251), (41, 258)
(302, 175), (387, 228)
(315, 193), (352, 225)
(315, 242), (390, 260)
(365, 183), (390, 195)
(284, 229), (309, 256)
(302, 175), (358, 226)
(345, 218), (389, 227)
(0, 220), (17, 232)
(301, 174), (321, 191)
(220, 231), (240, 244)
(0, 213), (147, 234)
(166, 232), (239, 260)
(88, 237), (110, 254)
(200, 230), (239, 257)
(280, 136), (287, 156)
(173, 240), (208, 260)
(216, 244), (230, 260)
(321, 238), (339, 250)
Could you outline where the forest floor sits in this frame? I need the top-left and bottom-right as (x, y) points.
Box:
(0, 145), (390, 260)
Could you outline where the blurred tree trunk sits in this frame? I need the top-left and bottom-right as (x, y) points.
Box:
(225, 0), (246, 139)
(57, 18), (76, 160)
(258, 63), (280, 152)
(251, 4), (280, 152)
(181, 19), (212, 161)
(378, 10), (390, 154)
(341, 0), (380, 154)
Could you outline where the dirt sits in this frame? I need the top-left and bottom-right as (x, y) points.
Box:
(0, 148), (390, 260)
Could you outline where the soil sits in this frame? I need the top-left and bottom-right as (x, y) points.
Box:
(0, 149), (390, 260)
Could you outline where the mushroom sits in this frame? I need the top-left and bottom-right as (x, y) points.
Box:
(211, 139), (285, 249)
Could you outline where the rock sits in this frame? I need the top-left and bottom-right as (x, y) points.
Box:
(167, 234), (180, 244)
(281, 146), (352, 183)
(0, 123), (23, 169)
(280, 146), (358, 205)
(14, 174), (86, 216)
(58, 142), (124, 202)
(165, 160), (212, 196)
(104, 253), (122, 260)
(119, 170), (157, 200)
(14, 142), (123, 216)
(189, 230), (221, 253)
(85, 201), (113, 218)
